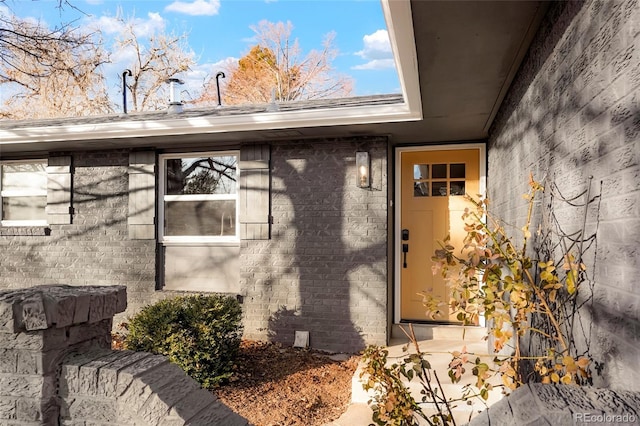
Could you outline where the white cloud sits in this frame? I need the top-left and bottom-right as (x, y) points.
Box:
(165, 0), (221, 16)
(185, 59), (233, 87)
(353, 29), (395, 70)
(352, 59), (396, 71)
(88, 12), (166, 38)
(84, 0), (104, 5)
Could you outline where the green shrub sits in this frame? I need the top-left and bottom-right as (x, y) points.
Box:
(125, 294), (243, 389)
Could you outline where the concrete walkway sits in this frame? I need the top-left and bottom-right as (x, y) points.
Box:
(326, 326), (502, 426)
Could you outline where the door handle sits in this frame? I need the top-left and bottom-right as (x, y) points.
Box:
(402, 229), (409, 268)
(402, 243), (409, 268)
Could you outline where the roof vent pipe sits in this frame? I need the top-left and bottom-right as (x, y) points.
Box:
(167, 78), (185, 114)
(215, 71), (225, 107)
(122, 69), (132, 114)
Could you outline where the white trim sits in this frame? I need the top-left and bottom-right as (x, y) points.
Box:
(0, 104), (419, 146)
(0, 220), (48, 227)
(164, 194), (236, 202)
(161, 240), (241, 247)
(393, 144), (486, 324)
(382, 0), (422, 119)
(0, 190), (47, 197)
(158, 151), (240, 245)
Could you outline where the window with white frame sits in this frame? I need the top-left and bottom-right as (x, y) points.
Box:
(160, 152), (239, 243)
(0, 160), (47, 226)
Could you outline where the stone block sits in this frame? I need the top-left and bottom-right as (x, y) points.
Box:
(505, 385), (544, 425)
(65, 397), (117, 423)
(0, 302), (17, 333)
(77, 351), (128, 396)
(66, 320), (111, 347)
(118, 362), (186, 415)
(0, 350), (17, 374)
(102, 291), (117, 320)
(608, 390), (640, 416)
(96, 351), (150, 398)
(115, 287), (127, 314)
(72, 293), (91, 324)
(88, 294), (104, 324)
(0, 374), (54, 399)
(47, 294), (76, 329)
(137, 372), (202, 425)
(20, 295), (48, 331)
(15, 397), (55, 422)
(167, 388), (218, 423)
(0, 397), (16, 420)
(15, 351), (38, 375)
(115, 353), (168, 397)
(59, 350), (108, 396)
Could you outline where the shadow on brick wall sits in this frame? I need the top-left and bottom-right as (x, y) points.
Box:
(488, 0), (640, 389)
(246, 138), (389, 353)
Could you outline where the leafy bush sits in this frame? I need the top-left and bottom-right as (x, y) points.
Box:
(125, 294), (243, 389)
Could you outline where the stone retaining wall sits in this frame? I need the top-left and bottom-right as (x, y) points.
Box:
(0, 285), (247, 426)
(469, 383), (640, 426)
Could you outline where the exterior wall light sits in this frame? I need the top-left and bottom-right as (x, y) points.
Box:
(356, 151), (370, 188)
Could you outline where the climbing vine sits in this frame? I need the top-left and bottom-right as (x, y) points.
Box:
(362, 174), (599, 425)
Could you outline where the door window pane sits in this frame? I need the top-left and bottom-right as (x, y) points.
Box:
(450, 182), (466, 196)
(432, 164), (447, 179)
(165, 200), (236, 236)
(411, 161), (469, 198)
(414, 182), (429, 197)
(413, 164), (429, 180)
(450, 163), (465, 179)
(432, 181), (447, 196)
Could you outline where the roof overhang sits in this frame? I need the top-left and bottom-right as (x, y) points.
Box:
(0, 0), (548, 155)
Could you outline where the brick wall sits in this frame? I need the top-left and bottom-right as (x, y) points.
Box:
(0, 150), (157, 320)
(241, 137), (388, 353)
(488, 0), (640, 390)
(0, 139), (388, 354)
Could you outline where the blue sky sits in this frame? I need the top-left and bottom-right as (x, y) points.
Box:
(2, 0), (400, 104)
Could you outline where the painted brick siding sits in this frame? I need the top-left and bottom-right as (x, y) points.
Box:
(241, 137), (388, 353)
(488, 0), (640, 390)
(0, 150), (157, 320)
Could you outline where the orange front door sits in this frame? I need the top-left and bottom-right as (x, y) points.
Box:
(400, 149), (480, 322)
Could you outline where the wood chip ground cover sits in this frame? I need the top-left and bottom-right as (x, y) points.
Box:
(214, 340), (360, 426)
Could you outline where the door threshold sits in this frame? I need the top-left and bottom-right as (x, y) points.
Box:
(392, 323), (486, 341)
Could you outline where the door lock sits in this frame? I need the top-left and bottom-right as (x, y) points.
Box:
(402, 229), (409, 268)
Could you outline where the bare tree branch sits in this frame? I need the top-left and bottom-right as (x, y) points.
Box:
(195, 20), (352, 106)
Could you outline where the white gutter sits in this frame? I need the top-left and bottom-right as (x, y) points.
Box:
(0, 103), (419, 145)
